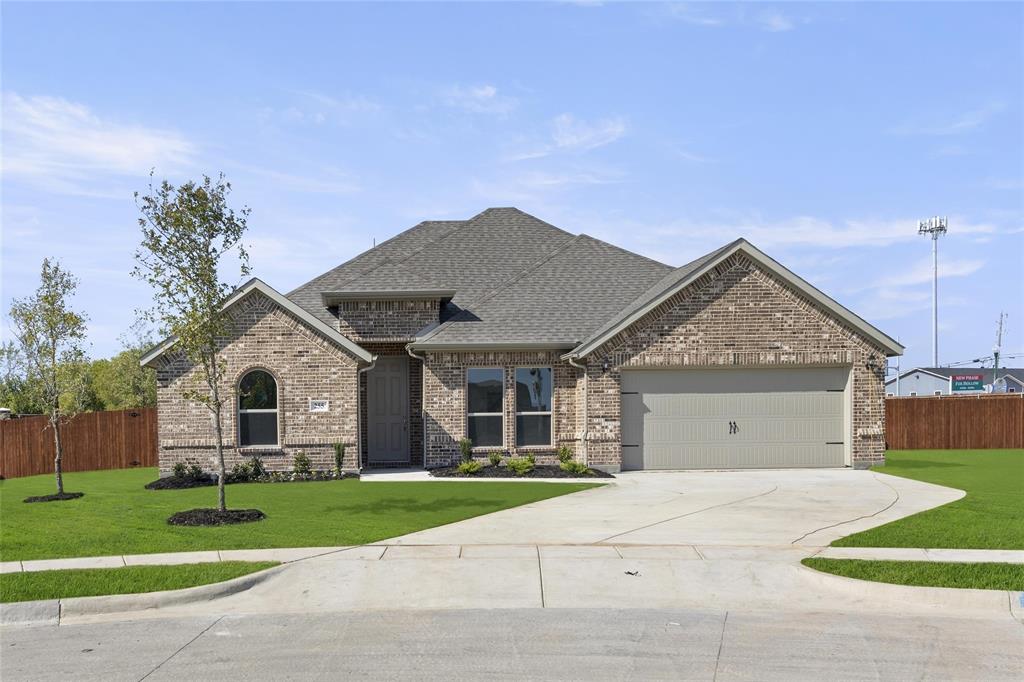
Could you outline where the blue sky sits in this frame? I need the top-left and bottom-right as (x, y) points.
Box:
(2, 2), (1022, 370)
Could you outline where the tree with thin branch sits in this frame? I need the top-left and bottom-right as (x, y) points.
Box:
(9, 259), (90, 499)
(133, 172), (250, 513)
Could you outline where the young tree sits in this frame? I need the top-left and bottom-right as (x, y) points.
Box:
(9, 259), (90, 497)
(132, 173), (250, 512)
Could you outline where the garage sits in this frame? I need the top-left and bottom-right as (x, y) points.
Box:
(620, 367), (849, 470)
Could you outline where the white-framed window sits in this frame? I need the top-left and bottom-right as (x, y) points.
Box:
(934, 391), (942, 396)
(910, 391), (917, 397)
(886, 392), (894, 397)
(466, 368), (503, 447)
(515, 367), (552, 447)
(238, 369), (278, 447)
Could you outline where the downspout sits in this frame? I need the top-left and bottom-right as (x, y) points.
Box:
(407, 345), (427, 469)
(567, 354), (588, 467)
(356, 355), (377, 472)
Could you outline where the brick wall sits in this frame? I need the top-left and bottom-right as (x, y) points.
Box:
(334, 299), (439, 342)
(583, 254), (889, 470)
(421, 350), (579, 468)
(155, 291), (363, 474)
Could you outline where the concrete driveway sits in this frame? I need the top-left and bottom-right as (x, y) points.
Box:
(387, 468), (963, 548)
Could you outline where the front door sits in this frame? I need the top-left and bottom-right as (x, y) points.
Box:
(367, 356), (409, 463)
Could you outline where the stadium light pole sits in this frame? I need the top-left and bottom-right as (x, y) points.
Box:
(918, 216), (948, 366)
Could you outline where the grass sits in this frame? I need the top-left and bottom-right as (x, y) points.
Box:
(0, 561), (278, 603)
(832, 449), (1024, 550)
(0, 468), (599, 561)
(802, 558), (1024, 591)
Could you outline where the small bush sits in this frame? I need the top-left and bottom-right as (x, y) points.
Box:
(187, 464), (204, 480)
(231, 461), (253, 481)
(557, 446), (574, 464)
(172, 462), (188, 479)
(249, 455), (267, 478)
(293, 451), (312, 476)
(457, 460), (483, 475)
(458, 437), (473, 463)
(526, 453), (536, 466)
(506, 457), (534, 476)
(333, 443), (347, 474)
(488, 451), (502, 467)
(559, 461), (591, 476)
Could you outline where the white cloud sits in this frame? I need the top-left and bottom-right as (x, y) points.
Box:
(889, 102), (1006, 136)
(877, 257), (985, 288)
(1, 92), (196, 196)
(758, 12), (794, 32)
(440, 84), (517, 114)
(552, 113), (627, 151)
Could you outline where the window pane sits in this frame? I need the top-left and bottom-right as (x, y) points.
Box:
(239, 412), (278, 446)
(239, 370), (277, 410)
(515, 368), (551, 412)
(516, 414), (551, 447)
(467, 368), (503, 413)
(468, 415), (502, 447)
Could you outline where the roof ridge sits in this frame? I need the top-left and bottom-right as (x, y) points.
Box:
(414, 233), (586, 345)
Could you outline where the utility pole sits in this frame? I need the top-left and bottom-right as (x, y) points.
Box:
(992, 312), (1006, 391)
(918, 216), (948, 366)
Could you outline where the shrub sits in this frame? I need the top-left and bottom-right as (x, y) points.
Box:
(506, 457), (534, 476)
(249, 455), (267, 478)
(293, 451), (312, 476)
(458, 437), (473, 463)
(559, 461), (591, 476)
(488, 451), (502, 467)
(526, 453), (536, 466)
(456, 460), (483, 475)
(187, 464), (204, 480)
(231, 461), (253, 481)
(172, 462), (188, 479)
(333, 442), (347, 474)
(557, 446), (574, 464)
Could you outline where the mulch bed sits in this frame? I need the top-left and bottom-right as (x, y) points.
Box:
(23, 492), (85, 503)
(429, 464), (614, 479)
(167, 508), (267, 526)
(146, 472), (358, 490)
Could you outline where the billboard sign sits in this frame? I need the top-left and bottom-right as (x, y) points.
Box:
(951, 374), (984, 392)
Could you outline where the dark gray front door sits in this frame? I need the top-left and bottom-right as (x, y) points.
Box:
(368, 356), (409, 463)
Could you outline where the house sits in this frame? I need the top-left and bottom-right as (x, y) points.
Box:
(142, 208), (903, 473)
(885, 367), (1024, 396)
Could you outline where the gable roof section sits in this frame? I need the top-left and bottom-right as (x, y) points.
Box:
(410, 234), (673, 349)
(884, 367), (952, 385)
(886, 367), (1024, 385)
(567, 239), (905, 359)
(140, 278), (374, 368)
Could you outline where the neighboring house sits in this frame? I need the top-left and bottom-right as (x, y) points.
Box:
(142, 208), (903, 473)
(885, 367), (1024, 396)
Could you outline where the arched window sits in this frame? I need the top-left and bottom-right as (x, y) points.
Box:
(238, 370), (278, 447)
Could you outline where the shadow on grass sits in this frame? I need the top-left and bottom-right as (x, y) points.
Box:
(325, 496), (506, 514)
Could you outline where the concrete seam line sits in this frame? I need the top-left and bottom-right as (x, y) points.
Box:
(693, 545), (706, 561)
(596, 485), (779, 544)
(712, 611), (729, 681)
(536, 546), (546, 609)
(790, 473), (900, 545)
(612, 545), (624, 559)
(138, 615), (223, 682)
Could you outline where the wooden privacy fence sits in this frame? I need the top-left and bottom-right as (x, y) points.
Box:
(0, 407), (157, 479)
(885, 394), (1024, 450)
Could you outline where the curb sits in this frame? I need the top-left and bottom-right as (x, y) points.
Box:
(1, 564), (284, 627)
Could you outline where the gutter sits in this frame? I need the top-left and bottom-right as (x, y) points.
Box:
(566, 355), (589, 467)
(406, 344), (428, 469)
(355, 355), (378, 472)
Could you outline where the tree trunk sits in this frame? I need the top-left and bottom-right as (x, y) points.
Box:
(211, 380), (227, 512)
(52, 413), (64, 495)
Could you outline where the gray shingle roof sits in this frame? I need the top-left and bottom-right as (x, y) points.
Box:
(412, 234), (673, 347)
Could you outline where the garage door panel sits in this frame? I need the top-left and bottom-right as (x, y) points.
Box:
(621, 368), (848, 470)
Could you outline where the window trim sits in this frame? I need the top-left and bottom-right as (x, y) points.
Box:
(466, 367), (504, 449)
(237, 368), (281, 449)
(514, 366), (553, 448)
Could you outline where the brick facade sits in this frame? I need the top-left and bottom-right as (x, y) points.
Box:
(334, 299), (440, 342)
(421, 351), (579, 468)
(155, 291), (362, 474)
(580, 254), (888, 470)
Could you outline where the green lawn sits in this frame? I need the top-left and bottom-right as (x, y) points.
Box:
(0, 561), (278, 603)
(802, 558), (1024, 591)
(1, 468), (599, 561)
(833, 449), (1024, 550)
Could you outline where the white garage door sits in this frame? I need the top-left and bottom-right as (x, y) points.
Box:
(620, 367), (848, 470)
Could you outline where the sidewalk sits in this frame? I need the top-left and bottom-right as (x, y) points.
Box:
(4, 543), (1023, 575)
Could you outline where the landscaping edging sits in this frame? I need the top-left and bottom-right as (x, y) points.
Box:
(145, 472), (359, 490)
(23, 492), (85, 503)
(0, 563), (285, 626)
(430, 464), (614, 479)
